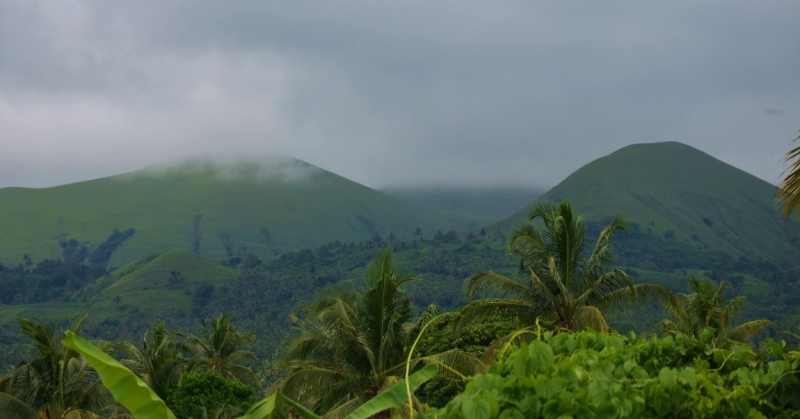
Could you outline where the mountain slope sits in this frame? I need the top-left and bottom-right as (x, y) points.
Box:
(495, 142), (800, 263)
(0, 156), (496, 267)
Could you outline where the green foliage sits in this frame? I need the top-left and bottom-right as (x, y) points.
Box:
(413, 310), (520, 407)
(274, 248), (482, 417)
(0, 315), (114, 419)
(191, 313), (259, 386)
(62, 329), (176, 419)
(119, 322), (187, 402)
(778, 130), (800, 222)
(62, 329), (440, 419)
(0, 258), (106, 305)
(169, 370), (255, 419)
(426, 330), (800, 419)
(658, 276), (771, 345)
(458, 201), (676, 335)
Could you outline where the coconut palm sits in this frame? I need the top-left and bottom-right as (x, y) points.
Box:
(273, 248), (482, 419)
(657, 276), (771, 346)
(119, 322), (190, 402)
(777, 130), (800, 221)
(0, 313), (114, 418)
(456, 201), (678, 335)
(190, 313), (259, 386)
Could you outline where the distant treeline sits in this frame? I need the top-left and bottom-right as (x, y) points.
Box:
(2, 222), (799, 366)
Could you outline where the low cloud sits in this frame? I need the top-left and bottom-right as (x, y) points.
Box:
(1, 1), (799, 189)
(125, 154), (322, 185)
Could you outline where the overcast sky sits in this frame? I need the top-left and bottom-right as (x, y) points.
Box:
(1, 1), (799, 189)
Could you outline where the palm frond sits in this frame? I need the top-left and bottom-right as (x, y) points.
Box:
(453, 300), (540, 336)
(463, 272), (537, 301)
(777, 131), (800, 221)
(573, 306), (609, 333)
(508, 222), (547, 255)
(728, 320), (772, 343)
(722, 295), (748, 321)
(593, 284), (679, 314)
(575, 269), (633, 306)
(278, 366), (348, 401)
(322, 396), (363, 419)
(405, 304), (440, 342)
(528, 201), (558, 225)
(527, 267), (558, 309)
(0, 392), (39, 419)
(547, 256), (570, 299)
(417, 349), (484, 380)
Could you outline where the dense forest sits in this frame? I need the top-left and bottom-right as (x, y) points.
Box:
(2, 199), (799, 418)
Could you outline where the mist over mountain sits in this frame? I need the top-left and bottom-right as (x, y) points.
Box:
(381, 186), (544, 218)
(0, 155), (495, 267)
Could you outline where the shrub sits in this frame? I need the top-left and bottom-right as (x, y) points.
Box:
(425, 331), (800, 418)
(168, 370), (255, 419)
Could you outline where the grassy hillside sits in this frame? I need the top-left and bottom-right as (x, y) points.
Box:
(0, 156), (495, 267)
(92, 248), (239, 313)
(381, 186), (544, 218)
(494, 142), (800, 264)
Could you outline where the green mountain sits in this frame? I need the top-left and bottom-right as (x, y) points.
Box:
(381, 186), (544, 218)
(0, 156), (495, 267)
(494, 142), (800, 264)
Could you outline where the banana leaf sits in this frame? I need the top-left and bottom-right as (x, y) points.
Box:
(62, 331), (178, 419)
(346, 363), (438, 419)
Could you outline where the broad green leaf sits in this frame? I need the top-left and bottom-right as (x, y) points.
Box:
(768, 361), (785, 377)
(236, 393), (278, 419)
(345, 363), (438, 419)
(462, 399), (492, 419)
(528, 341), (553, 373)
(766, 339), (784, 358)
(678, 368), (697, 389)
(234, 392), (320, 419)
(276, 394), (321, 419)
(61, 331), (177, 419)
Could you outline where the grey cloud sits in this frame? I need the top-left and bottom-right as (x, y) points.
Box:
(1, 1), (799, 190)
(123, 154), (321, 184)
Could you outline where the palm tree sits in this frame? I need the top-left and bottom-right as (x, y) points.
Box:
(457, 201), (677, 335)
(190, 313), (259, 387)
(0, 313), (114, 418)
(777, 130), (800, 221)
(657, 276), (771, 346)
(273, 248), (482, 418)
(119, 322), (189, 402)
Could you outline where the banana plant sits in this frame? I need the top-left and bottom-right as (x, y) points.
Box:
(62, 331), (437, 419)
